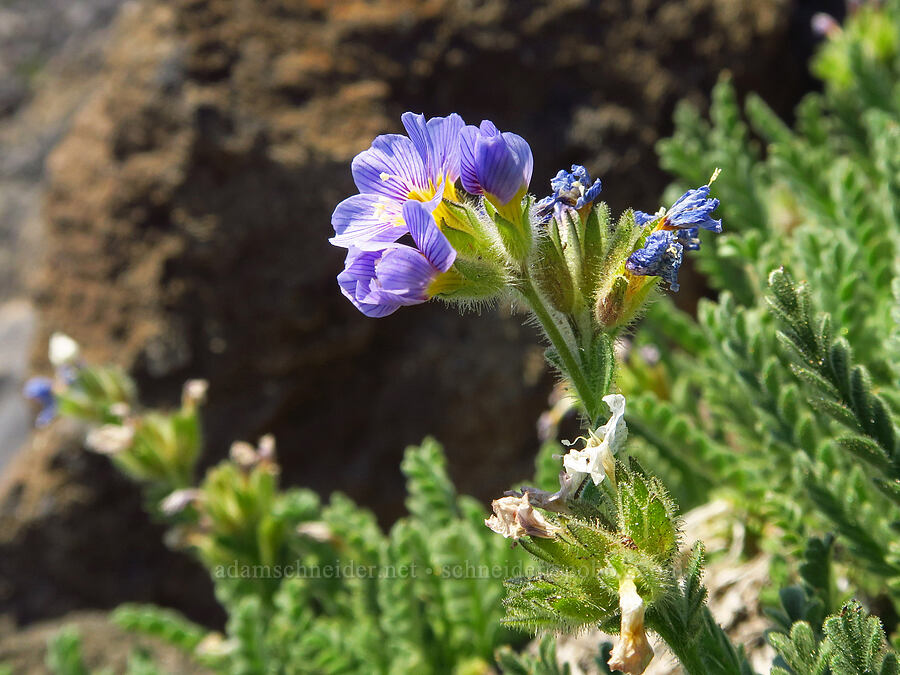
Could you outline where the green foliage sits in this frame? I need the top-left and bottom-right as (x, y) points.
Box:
(55, 365), (136, 424)
(770, 601), (900, 675)
(766, 536), (839, 644)
(496, 635), (571, 675)
(625, 0), (900, 624)
(46, 628), (89, 675)
(105, 439), (527, 674)
(503, 441), (752, 674)
(113, 605), (207, 654)
(503, 460), (679, 635)
(45, 628), (165, 675)
(649, 543), (752, 675)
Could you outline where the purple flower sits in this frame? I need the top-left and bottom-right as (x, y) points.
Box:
(634, 185), (723, 234)
(330, 112), (465, 248)
(23, 376), (57, 427)
(459, 120), (533, 206)
(535, 165), (602, 220)
(337, 201), (456, 317)
(625, 230), (684, 292)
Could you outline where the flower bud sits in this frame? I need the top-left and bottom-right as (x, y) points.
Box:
(229, 436), (278, 473)
(812, 12), (841, 37)
(195, 633), (235, 658)
(532, 236), (576, 314)
(595, 276), (628, 327)
(459, 121), (533, 219)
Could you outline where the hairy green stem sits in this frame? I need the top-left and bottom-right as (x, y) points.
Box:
(652, 606), (748, 675)
(520, 278), (599, 427)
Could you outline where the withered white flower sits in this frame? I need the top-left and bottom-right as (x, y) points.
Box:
(48, 332), (80, 367)
(256, 434), (276, 461)
(109, 402), (131, 419)
(296, 521), (333, 543)
(229, 435), (278, 471)
(182, 379), (209, 408)
(85, 423), (135, 455)
(608, 576), (654, 674)
(484, 493), (560, 540)
(229, 440), (259, 468)
(562, 393), (627, 487)
(505, 470), (578, 515)
(195, 633), (235, 658)
(160, 488), (202, 516)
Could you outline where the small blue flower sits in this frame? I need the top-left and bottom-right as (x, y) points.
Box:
(330, 112), (465, 248)
(23, 376), (57, 427)
(634, 184), (722, 234)
(625, 231), (684, 292)
(633, 211), (658, 226)
(337, 200), (456, 317)
(535, 165), (602, 220)
(459, 120), (533, 206)
(627, 179), (722, 291)
(674, 227), (700, 251)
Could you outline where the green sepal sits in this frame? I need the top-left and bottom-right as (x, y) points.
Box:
(597, 209), (639, 283)
(595, 276), (628, 329)
(582, 333), (615, 423)
(441, 224), (482, 257)
(533, 235), (575, 314)
(493, 211), (532, 264)
(431, 256), (508, 302)
(440, 198), (486, 241)
(56, 364), (137, 424)
(582, 202), (611, 301)
(616, 466), (679, 563)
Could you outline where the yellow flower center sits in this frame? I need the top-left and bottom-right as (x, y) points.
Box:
(408, 177), (474, 235)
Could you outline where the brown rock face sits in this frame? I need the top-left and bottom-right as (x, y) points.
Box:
(10, 0), (826, 624)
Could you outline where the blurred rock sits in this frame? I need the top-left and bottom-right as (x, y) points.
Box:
(0, 423), (223, 627)
(7, 0), (830, 627)
(0, 301), (35, 470)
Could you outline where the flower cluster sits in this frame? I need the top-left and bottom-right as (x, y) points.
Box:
(23, 332), (81, 426)
(535, 164), (603, 220)
(331, 112), (532, 317)
(625, 176), (723, 292)
(337, 200), (457, 317)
